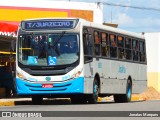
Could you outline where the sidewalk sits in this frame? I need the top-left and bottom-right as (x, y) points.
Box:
(0, 95), (146, 106)
(98, 95), (146, 102)
(0, 98), (32, 106)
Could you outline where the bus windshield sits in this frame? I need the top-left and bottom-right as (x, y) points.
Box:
(18, 33), (79, 66)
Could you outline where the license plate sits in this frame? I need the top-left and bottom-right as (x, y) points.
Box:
(42, 84), (53, 88)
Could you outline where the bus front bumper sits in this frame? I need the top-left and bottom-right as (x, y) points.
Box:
(16, 77), (84, 95)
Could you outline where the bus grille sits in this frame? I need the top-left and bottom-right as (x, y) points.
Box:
(24, 83), (71, 92)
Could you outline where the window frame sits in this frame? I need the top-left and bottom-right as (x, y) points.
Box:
(125, 37), (132, 61)
(85, 27), (146, 64)
(83, 27), (93, 63)
(139, 40), (146, 63)
(132, 39), (139, 62)
(117, 35), (125, 60)
(101, 32), (110, 58)
(93, 30), (101, 57)
(109, 33), (118, 58)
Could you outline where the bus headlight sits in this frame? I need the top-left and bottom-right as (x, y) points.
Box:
(72, 71), (82, 78)
(17, 73), (26, 80)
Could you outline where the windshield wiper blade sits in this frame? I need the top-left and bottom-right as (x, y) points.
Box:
(52, 31), (66, 49)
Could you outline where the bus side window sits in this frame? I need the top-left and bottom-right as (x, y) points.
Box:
(132, 39), (139, 61)
(117, 36), (125, 59)
(83, 28), (91, 55)
(94, 31), (100, 56)
(125, 38), (132, 60)
(132, 39), (139, 51)
(83, 28), (92, 62)
(139, 41), (146, 62)
(101, 32), (109, 57)
(109, 34), (117, 58)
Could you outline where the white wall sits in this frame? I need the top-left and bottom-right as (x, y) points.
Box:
(0, 0), (103, 24)
(145, 33), (160, 72)
(145, 32), (160, 92)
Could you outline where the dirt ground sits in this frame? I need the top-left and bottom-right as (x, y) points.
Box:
(132, 87), (160, 100)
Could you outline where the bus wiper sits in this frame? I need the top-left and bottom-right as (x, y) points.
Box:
(52, 31), (66, 49)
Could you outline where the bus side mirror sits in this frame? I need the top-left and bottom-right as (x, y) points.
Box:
(11, 40), (15, 52)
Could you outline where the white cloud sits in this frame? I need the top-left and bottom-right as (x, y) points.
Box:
(118, 17), (160, 32)
(142, 17), (160, 27)
(113, 13), (133, 26)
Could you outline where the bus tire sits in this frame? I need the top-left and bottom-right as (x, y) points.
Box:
(88, 78), (99, 104)
(114, 79), (132, 103)
(32, 95), (43, 105)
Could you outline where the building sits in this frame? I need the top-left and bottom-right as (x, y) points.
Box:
(145, 32), (160, 92)
(0, 0), (103, 27)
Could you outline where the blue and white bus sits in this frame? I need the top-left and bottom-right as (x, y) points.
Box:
(15, 18), (147, 104)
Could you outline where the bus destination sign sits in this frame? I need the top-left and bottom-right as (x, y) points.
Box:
(22, 20), (78, 30)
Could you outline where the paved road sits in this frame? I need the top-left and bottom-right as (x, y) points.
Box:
(0, 100), (160, 120)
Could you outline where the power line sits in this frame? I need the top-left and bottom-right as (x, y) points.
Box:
(98, 2), (160, 12)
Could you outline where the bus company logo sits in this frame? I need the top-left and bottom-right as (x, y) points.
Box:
(45, 76), (51, 81)
(118, 65), (126, 73)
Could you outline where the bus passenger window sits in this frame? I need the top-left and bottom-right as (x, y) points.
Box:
(94, 31), (100, 56)
(102, 46), (109, 57)
(101, 33), (107, 46)
(125, 50), (132, 60)
(110, 47), (117, 58)
(132, 39), (139, 61)
(117, 36), (124, 48)
(117, 36), (125, 59)
(109, 34), (117, 58)
(110, 34), (117, 47)
(125, 38), (131, 49)
(139, 41), (145, 62)
(132, 39), (139, 51)
(101, 33), (109, 57)
(133, 51), (139, 61)
(118, 48), (125, 59)
(124, 38), (132, 60)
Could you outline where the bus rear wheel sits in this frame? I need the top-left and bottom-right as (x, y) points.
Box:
(88, 79), (99, 104)
(114, 79), (132, 103)
(32, 95), (43, 105)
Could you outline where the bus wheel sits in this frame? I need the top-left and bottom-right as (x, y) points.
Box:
(88, 79), (99, 104)
(32, 95), (43, 105)
(114, 80), (132, 103)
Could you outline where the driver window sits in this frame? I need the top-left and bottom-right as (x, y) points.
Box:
(83, 28), (92, 56)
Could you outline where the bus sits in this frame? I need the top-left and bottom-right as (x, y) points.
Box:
(15, 18), (147, 104)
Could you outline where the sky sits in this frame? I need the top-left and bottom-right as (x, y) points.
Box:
(57, 0), (160, 33)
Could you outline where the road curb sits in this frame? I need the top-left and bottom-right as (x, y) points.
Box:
(98, 95), (147, 102)
(0, 98), (32, 106)
(98, 96), (114, 102)
(0, 101), (15, 106)
(131, 96), (147, 101)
